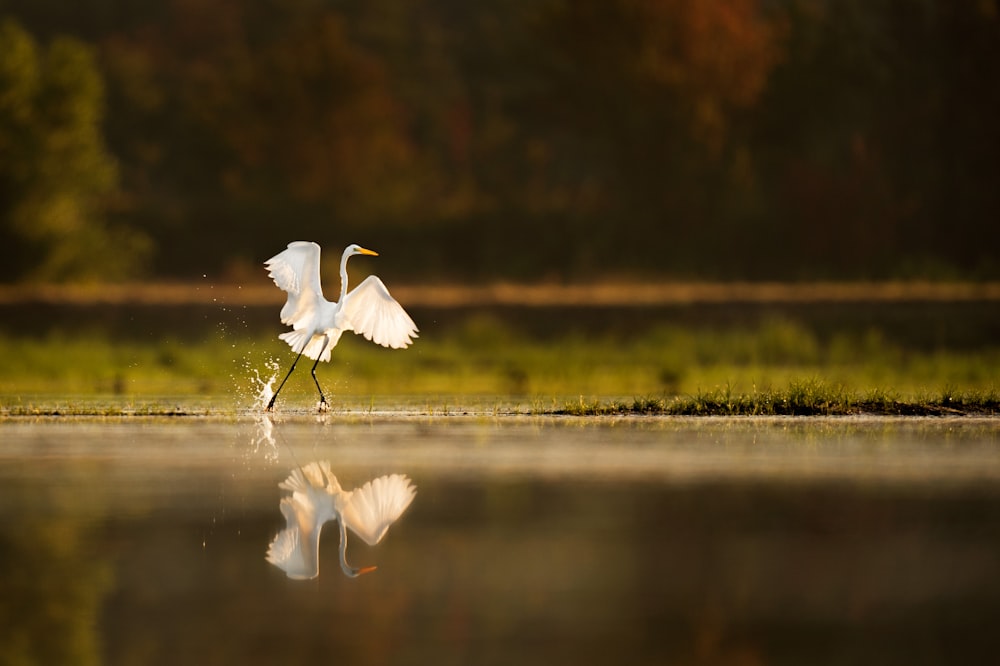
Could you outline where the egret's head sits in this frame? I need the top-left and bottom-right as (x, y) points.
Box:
(346, 244), (378, 257)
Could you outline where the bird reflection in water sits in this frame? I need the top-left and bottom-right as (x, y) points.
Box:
(266, 461), (416, 579)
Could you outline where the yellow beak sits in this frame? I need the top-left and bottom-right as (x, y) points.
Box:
(358, 247), (379, 257)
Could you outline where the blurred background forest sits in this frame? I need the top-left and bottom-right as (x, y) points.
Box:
(1, 0), (998, 285)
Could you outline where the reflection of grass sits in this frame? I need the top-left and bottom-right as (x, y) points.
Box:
(0, 314), (998, 414)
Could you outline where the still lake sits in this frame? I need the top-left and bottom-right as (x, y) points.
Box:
(2, 415), (999, 664)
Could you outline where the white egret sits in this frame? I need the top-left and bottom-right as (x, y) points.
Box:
(264, 241), (418, 411)
(265, 461), (416, 579)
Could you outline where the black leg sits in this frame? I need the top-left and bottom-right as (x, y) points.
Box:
(310, 356), (327, 408)
(311, 336), (331, 411)
(266, 351), (304, 411)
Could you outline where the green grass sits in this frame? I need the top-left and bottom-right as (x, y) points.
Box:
(558, 382), (1000, 416)
(1, 314), (998, 416)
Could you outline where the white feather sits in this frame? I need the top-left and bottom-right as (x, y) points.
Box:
(263, 241), (418, 367)
(265, 462), (416, 579)
(266, 496), (324, 579)
(265, 241), (325, 330)
(339, 474), (417, 545)
(341, 276), (419, 349)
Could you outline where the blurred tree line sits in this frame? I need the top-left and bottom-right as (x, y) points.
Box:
(0, 0), (998, 283)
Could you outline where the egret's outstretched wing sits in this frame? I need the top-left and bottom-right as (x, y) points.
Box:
(341, 276), (418, 349)
(266, 525), (310, 578)
(340, 474), (416, 545)
(266, 496), (324, 579)
(265, 241), (325, 331)
(268, 461), (342, 579)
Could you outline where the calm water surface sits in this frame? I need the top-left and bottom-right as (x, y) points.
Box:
(2, 416), (999, 665)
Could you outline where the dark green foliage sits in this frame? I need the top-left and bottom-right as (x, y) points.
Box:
(0, 18), (149, 282)
(1, 2), (999, 282)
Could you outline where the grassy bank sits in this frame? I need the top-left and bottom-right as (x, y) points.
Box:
(0, 310), (997, 416)
(560, 383), (1000, 417)
(3, 385), (998, 418)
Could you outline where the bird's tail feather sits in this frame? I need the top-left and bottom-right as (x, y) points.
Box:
(278, 467), (311, 494)
(279, 461), (340, 494)
(278, 329), (310, 354)
(278, 330), (336, 361)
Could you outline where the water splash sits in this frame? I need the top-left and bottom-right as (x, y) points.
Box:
(250, 360), (280, 411)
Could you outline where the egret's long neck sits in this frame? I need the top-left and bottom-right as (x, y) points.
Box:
(337, 512), (377, 577)
(339, 250), (352, 303)
(337, 518), (359, 577)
